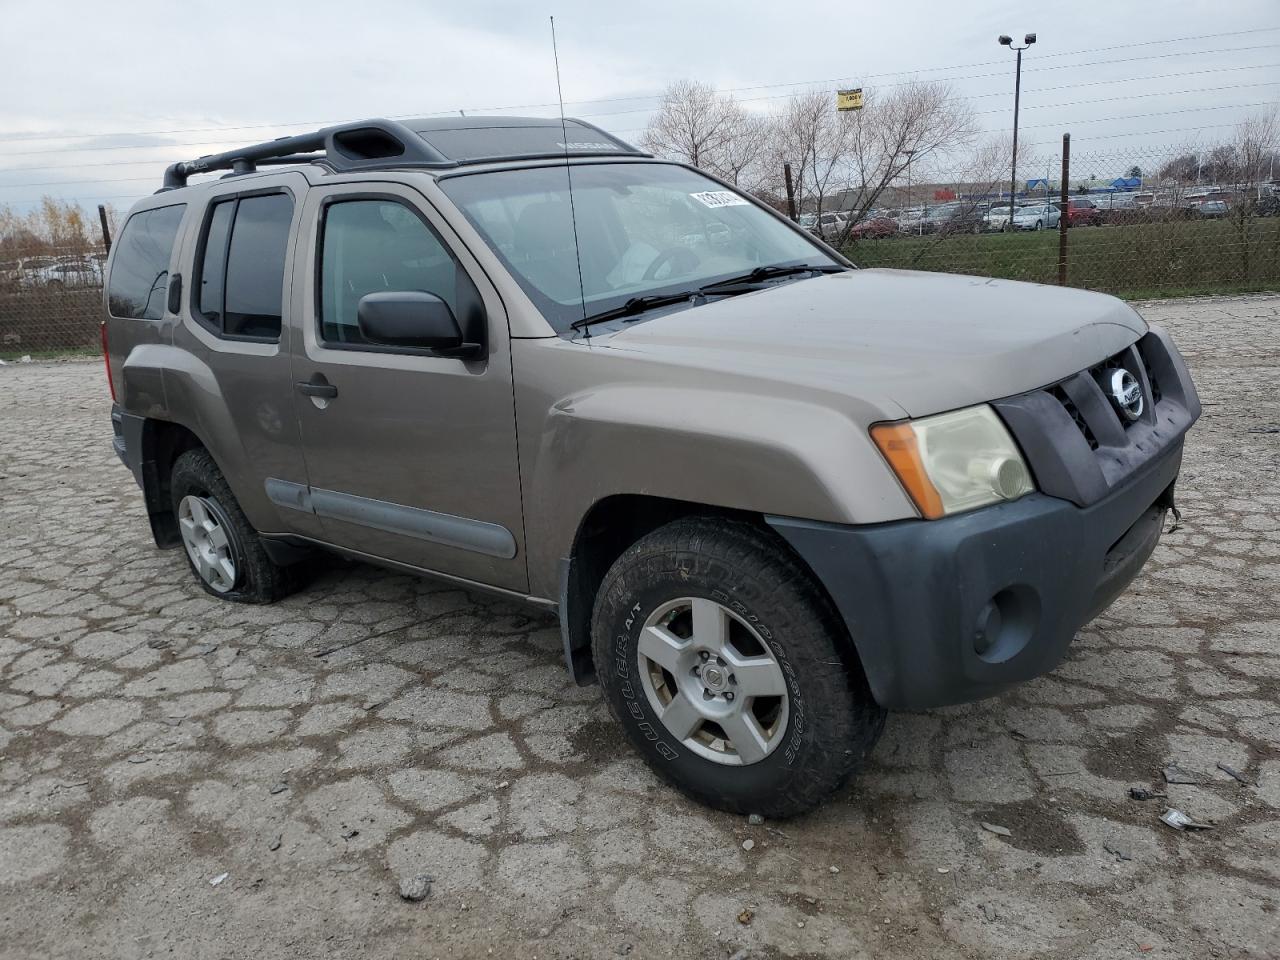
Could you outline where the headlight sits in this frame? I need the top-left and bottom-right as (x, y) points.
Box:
(871, 405), (1034, 519)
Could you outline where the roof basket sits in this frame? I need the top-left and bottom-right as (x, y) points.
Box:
(160, 118), (452, 191)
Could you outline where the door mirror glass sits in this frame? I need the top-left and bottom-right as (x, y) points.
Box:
(356, 291), (466, 351)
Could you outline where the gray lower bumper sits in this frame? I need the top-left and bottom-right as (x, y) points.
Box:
(111, 403), (146, 488)
(768, 440), (1182, 711)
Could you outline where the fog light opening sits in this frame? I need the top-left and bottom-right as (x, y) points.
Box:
(972, 585), (1040, 664)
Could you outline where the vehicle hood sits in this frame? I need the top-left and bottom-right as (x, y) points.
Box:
(601, 268), (1147, 419)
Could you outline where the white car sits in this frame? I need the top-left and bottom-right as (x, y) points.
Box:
(1009, 204), (1060, 231)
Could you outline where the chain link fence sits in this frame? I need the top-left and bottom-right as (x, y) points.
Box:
(0, 242), (107, 357)
(2, 140), (1278, 356)
(841, 142), (1280, 298)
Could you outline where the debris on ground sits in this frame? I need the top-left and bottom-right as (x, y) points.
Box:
(937, 867), (951, 874)
(728, 950), (751, 960)
(1246, 426), (1280, 434)
(737, 908), (754, 925)
(980, 822), (1012, 837)
(209, 872), (229, 887)
(1163, 764), (1199, 785)
(747, 813), (764, 826)
(1103, 843), (1132, 862)
(741, 838), (755, 851)
(125, 755), (151, 765)
(829, 866), (840, 874)
(340, 827), (359, 840)
(268, 834), (282, 852)
(1129, 787), (1167, 801)
(1216, 762), (1255, 786)
(615, 943), (632, 956)
(268, 782), (288, 795)
(1160, 808), (1214, 831)
(398, 874), (433, 902)
(981, 903), (998, 923)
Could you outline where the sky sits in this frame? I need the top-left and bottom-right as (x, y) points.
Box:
(2, 0), (1278, 215)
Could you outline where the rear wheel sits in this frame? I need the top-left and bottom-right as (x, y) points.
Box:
(170, 448), (303, 603)
(591, 517), (885, 817)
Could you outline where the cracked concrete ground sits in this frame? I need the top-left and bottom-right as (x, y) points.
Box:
(1, 295), (1278, 960)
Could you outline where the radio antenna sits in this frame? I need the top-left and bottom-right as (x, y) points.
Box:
(550, 16), (590, 335)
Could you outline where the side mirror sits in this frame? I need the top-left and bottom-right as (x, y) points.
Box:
(356, 291), (482, 358)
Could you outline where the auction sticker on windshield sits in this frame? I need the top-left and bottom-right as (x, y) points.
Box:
(690, 191), (750, 209)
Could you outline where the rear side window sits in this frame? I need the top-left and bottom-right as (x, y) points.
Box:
(195, 192), (293, 340)
(108, 205), (186, 320)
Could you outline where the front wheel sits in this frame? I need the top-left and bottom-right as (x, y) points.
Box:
(591, 517), (885, 818)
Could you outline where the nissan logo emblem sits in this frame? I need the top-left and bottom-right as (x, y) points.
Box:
(1108, 368), (1144, 421)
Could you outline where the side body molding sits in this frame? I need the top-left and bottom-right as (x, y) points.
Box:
(266, 479), (517, 560)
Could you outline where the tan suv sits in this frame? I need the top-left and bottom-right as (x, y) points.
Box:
(104, 117), (1200, 816)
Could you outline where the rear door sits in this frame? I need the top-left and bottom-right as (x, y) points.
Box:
(285, 181), (527, 593)
(165, 174), (322, 539)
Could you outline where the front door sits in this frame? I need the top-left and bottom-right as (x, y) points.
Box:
(285, 182), (526, 593)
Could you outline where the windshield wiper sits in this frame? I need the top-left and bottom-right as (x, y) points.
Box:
(699, 262), (846, 291)
(569, 291), (705, 331)
(568, 263), (847, 333)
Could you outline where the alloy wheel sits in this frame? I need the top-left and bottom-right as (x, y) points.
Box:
(178, 494), (237, 593)
(637, 597), (790, 766)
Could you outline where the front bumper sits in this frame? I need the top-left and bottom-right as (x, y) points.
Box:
(767, 440), (1181, 710)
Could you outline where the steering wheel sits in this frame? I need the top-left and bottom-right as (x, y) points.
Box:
(643, 246), (701, 282)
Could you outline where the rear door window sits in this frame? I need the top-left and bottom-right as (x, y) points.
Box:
(194, 192), (293, 340)
(107, 204), (186, 320)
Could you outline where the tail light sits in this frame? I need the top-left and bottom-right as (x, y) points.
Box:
(101, 321), (116, 402)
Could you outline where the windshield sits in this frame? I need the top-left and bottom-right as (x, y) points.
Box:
(439, 162), (836, 332)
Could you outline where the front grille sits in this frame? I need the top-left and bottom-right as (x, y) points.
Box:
(1049, 384), (1098, 450)
(992, 326), (1201, 508)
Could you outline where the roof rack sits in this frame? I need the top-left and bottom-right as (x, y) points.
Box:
(160, 118), (451, 191)
(159, 116), (648, 192)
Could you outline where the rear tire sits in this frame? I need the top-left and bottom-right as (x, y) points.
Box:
(591, 516), (885, 818)
(170, 448), (303, 603)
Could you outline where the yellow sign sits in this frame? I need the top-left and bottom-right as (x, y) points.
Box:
(836, 88), (864, 111)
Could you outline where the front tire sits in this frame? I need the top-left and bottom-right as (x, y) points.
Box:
(591, 517), (885, 818)
(170, 448), (302, 603)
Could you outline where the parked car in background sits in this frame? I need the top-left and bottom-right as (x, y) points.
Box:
(983, 205), (1017, 231)
(1252, 195), (1280, 217)
(848, 215), (899, 240)
(812, 211), (851, 241)
(798, 213), (817, 230)
(1193, 199), (1230, 218)
(21, 257), (103, 288)
(896, 207), (927, 235)
(1063, 198), (1102, 227)
(1010, 204), (1061, 231)
(922, 202), (986, 235)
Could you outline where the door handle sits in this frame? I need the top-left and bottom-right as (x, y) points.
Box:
(295, 374), (338, 399)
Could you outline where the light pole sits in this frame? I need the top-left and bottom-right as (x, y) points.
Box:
(998, 32), (1036, 230)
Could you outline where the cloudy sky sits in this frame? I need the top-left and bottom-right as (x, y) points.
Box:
(2, 0), (1278, 213)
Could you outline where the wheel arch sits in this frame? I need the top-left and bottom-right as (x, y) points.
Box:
(557, 495), (867, 692)
(136, 418), (212, 548)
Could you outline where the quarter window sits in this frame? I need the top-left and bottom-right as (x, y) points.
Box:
(107, 204), (186, 320)
(319, 199), (460, 346)
(195, 192), (293, 340)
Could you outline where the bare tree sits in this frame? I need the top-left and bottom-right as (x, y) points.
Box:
(716, 110), (772, 193)
(833, 81), (978, 246)
(771, 91), (848, 220)
(640, 80), (738, 170)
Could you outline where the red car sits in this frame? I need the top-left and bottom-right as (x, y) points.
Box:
(1064, 198), (1103, 227)
(849, 216), (899, 240)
